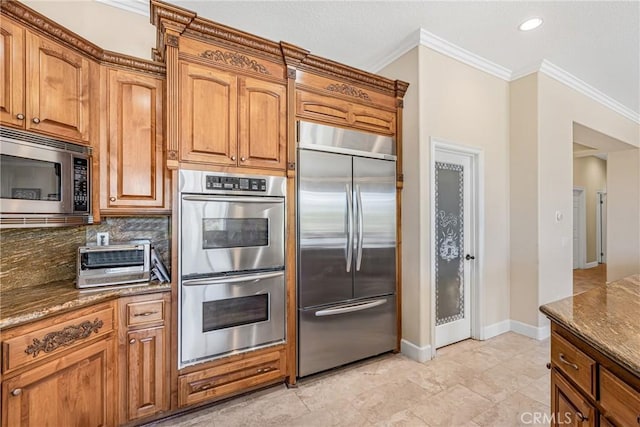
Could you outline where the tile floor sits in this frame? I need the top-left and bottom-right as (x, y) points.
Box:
(573, 263), (607, 295)
(153, 332), (551, 427)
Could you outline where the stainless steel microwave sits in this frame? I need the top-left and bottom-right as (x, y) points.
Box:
(0, 128), (92, 228)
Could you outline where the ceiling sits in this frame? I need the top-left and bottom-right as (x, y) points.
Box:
(102, 0), (639, 119)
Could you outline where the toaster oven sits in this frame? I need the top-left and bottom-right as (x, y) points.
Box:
(76, 242), (150, 288)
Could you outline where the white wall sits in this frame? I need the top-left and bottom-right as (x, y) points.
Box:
(380, 46), (511, 352)
(607, 149), (640, 280)
(378, 48), (424, 348)
(24, 0), (155, 60)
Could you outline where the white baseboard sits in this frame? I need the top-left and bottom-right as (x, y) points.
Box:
(510, 320), (551, 340)
(400, 339), (433, 363)
(584, 261), (599, 269)
(482, 320), (511, 339)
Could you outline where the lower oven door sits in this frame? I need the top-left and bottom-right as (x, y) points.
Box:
(180, 270), (285, 368)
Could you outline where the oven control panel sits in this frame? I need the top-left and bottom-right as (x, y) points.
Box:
(205, 175), (267, 192)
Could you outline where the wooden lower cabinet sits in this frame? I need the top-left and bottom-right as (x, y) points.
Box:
(551, 368), (595, 426)
(548, 323), (640, 427)
(178, 348), (286, 408)
(1, 330), (115, 427)
(118, 293), (170, 424)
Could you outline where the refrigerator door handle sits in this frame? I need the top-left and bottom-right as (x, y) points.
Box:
(346, 184), (354, 272)
(314, 298), (387, 317)
(356, 184), (364, 271)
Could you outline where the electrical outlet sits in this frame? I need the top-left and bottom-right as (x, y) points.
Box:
(96, 232), (109, 246)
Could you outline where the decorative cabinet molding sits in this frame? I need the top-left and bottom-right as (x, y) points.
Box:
(101, 68), (170, 213)
(25, 318), (103, 358)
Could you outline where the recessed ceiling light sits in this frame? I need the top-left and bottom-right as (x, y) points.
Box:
(519, 17), (543, 31)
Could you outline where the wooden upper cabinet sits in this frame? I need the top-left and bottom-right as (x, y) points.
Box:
(26, 31), (91, 143)
(238, 76), (287, 170)
(178, 61), (287, 171)
(102, 68), (168, 212)
(179, 61), (237, 166)
(0, 18), (25, 127)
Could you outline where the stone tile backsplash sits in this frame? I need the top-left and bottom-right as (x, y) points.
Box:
(1, 216), (170, 291)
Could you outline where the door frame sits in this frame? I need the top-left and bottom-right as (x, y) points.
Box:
(430, 137), (484, 356)
(572, 187), (587, 269)
(596, 190), (606, 264)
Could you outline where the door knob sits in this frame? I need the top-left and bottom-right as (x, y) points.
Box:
(11, 388), (22, 396)
(110, 197), (116, 202)
(465, 254), (475, 260)
(241, 157), (246, 162)
(32, 117), (41, 124)
(16, 113), (25, 120)
(231, 155), (236, 161)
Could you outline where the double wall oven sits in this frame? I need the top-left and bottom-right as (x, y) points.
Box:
(178, 170), (286, 368)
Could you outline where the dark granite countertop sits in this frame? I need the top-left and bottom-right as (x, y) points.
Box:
(0, 279), (171, 330)
(540, 274), (640, 378)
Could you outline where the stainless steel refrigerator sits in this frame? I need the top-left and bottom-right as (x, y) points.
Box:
(297, 121), (397, 377)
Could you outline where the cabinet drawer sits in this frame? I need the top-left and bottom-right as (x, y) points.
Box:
(599, 367), (640, 426)
(551, 332), (596, 398)
(126, 299), (165, 326)
(178, 349), (285, 407)
(2, 304), (114, 373)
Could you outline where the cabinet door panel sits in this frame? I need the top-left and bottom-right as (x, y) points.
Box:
(26, 32), (90, 142)
(105, 69), (166, 210)
(551, 369), (595, 427)
(179, 62), (237, 165)
(238, 77), (286, 170)
(127, 327), (167, 421)
(0, 18), (25, 127)
(2, 338), (114, 427)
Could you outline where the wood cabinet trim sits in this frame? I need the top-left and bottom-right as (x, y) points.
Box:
(1, 1), (165, 76)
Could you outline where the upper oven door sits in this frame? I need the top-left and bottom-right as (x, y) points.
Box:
(181, 194), (285, 277)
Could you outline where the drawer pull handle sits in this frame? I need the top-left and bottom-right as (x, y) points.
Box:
(257, 366), (274, 374)
(129, 339), (136, 344)
(25, 318), (103, 358)
(133, 311), (158, 317)
(576, 412), (587, 422)
(11, 388), (22, 396)
(559, 353), (578, 370)
(193, 383), (214, 393)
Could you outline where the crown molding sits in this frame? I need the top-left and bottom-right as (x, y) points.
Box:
(538, 60), (639, 124)
(419, 29), (512, 81)
(368, 29), (421, 73)
(96, 0), (149, 17)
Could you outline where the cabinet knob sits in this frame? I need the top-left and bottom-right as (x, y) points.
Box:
(11, 388), (22, 396)
(546, 362), (551, 370)
(241, 157), (246, 162)
(129, 339), (136, 344)
(110, 197), (116, 202)
(16, 113), (25, 120)
(575, 412), (588, 422)
(32, 117), (40, 124)
(231, 156), (236, 161)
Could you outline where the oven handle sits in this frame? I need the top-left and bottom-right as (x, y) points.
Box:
(181, 270), (284, 286)
(182, 195), (284, 203)
(314, 298), (387, 317)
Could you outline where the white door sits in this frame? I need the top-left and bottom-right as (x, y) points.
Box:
(573, 190), (581, 269)
(597, 192), (607, 263)
(434, 150), (474, 348)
